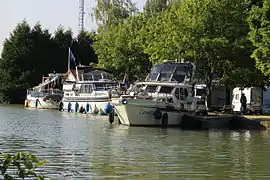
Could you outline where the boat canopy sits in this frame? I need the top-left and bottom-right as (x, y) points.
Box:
(80, 70), (115, 82)
(33, 76), (61, 90)
(145, 62), (195, 83)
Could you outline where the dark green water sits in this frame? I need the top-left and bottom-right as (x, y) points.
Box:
(0, 105), (270, 179)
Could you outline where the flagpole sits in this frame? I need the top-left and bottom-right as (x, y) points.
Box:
(68, 47), (70, 71)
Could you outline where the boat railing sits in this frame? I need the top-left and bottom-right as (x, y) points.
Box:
(27, 89), (63, 97)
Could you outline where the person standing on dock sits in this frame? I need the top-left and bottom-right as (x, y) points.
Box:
(240, 93), (247, 115)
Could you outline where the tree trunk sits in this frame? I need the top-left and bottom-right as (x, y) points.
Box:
(225, 84), (230, 105)
(206, 81), (212, 111)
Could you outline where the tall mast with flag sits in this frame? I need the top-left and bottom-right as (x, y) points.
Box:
(68, 47), (76, 71)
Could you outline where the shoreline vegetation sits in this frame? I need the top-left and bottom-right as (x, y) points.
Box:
(0, 0), (270, 107)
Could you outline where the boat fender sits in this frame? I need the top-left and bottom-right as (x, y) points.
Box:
(121, 99), (127, 104)
(162, 113), (168, 126)
(153, 109), (162, 120)
(35, 99), (39, 108)
(58, 101), (63, 111)
(86, 103), (90, 113)
(75, 102), (79, 112)
(79, 106), (86, 114)
(104, 103), (113, 114)
(24, 100), (29, 107)
(109, 109), (115, 124)
(68, 102), (72, 112)
(93, 104), (99, 114)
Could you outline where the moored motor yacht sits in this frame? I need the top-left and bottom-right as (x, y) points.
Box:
(25, 73), (65, 109)
(59, 65), (121, 115)
(113, 60), (207, 126)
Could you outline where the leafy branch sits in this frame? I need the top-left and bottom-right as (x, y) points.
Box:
(0, 152), (46, 180)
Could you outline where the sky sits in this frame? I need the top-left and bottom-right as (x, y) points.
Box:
(0, 0), (146, 53)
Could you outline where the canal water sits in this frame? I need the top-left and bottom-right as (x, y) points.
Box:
(0, 105), (270, 179)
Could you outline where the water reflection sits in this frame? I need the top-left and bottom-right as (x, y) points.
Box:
(0, 106), (270, 179)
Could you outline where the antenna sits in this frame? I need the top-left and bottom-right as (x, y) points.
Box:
(79, 0), (85, 33)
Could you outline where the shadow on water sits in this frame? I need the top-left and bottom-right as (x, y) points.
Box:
(0, 105), (270, 179)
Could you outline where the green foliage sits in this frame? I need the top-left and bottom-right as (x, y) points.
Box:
(143, 0), (170, 17)
(248, 0), (270, 76)
(92, 0), (269, 107)
(92, 0), (138, 31)
(0, 152), (46, 180)
(94, 14), (151, 81)
(0, 20), (97, 104)
(72, 30), (98, 65)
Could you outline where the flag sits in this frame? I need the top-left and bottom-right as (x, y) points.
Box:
(69, 47), (76, 65)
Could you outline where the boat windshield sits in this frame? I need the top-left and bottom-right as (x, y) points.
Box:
(145, 62), (194, 83)
(195, 88), (207, 96)
(93, 83), (117, 91)
(159, 86), (174, 94)
(82, 71), (114, 81)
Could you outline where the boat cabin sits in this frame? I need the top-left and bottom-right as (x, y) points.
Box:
(129, 82), (193, 104)
(145, 61), (195, 84)
(62, 67), (119, 98)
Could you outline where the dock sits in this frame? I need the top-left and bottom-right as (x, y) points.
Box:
(180, 113), (270, 130)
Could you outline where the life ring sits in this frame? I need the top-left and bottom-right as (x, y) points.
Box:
(162, 113), (168, 127)
(153, 109), (162, 120)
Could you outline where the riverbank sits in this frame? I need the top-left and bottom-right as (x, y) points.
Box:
(180, 113), (270, 130)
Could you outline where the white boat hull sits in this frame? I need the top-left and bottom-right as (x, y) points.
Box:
(25, 97), (59, 109)
(114, 101), (190, 127)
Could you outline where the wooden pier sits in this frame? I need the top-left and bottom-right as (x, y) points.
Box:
(180, 113), (270, 130)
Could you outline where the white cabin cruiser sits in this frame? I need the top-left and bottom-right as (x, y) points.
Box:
(113, 60), (207, 127)
(60, 65), (120, 115)
(25, 73), (65, 109)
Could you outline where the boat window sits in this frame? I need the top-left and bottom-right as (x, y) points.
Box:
(92, 71), (102, 81)
(159, 86), (174, 93)
(175, 88), (180, 100)
(83, 74), (94, 81)
(102, 72), (114, 80)
(145, 73), (159, 81)
(65, 93), (69, 96)
(184, 88), (189, 97)
(94, 83), (105, 91)
(146, 85), (158, 93)
(171, 74), (185, 83)
(180, 88), (184, 100)
(105, 83), (117, 90)
(159, 73), (171, 82)
(161, 64), (175, 73)
(235, 94), (239, 100)
(151, 64), (162, 73)
(196, 89), (207, 96)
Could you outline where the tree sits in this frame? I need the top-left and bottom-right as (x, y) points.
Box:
(94, 14), (150, 81)
(143, 0), (169, 17)
(0, 20), (97, 103)
(72, 31), (98, 65)
(248, 0), (270, 76)
(139, 0), (267, 108)
(92, 0), (138, 31)
(52, 26), (73, 72)
(0, 20), (33, 103)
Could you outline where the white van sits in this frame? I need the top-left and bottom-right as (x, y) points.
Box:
(232, 87), (270, 114)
